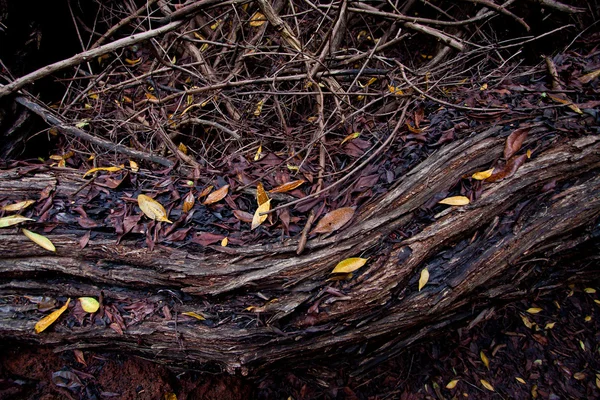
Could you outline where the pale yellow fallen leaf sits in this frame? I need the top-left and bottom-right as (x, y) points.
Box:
(480, 379), (494, 391)
(1, 200), (35, 212)
(35, 298), (71, 333)
(0, 215), (34, 228)
(79, 297), (100, 313)
(480, 351), (490, 369)
(446, 379), (459, 389)
(251, 199), (271, 230)
(472, 169), (494, 180)
(331, 257), (368, 274)
(182, 311), (205, 320)
(438, 196), (470, 206)
(83, 166), (122, 177)
(22, 228), (56, 252)
(418, 268), (429, 291)
(137, 194), (172, 223)
(526, 307), (542, 314)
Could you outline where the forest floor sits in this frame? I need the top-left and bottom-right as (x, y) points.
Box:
(2, 284), (599, 400)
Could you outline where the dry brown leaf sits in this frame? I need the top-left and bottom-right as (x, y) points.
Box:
(22, 228), (56, 252)
(331, 257), (368, 274)
(269, 180), (305, 193)
(579, 68), (600, 84)
(2, 200), (35, 212)
(233, 209), (254, 223)
(256, 182), (269, 206)
(35, 298), (71, 333)
(251, 200), (271, 230)
(198, 185), (214, 198)
(438, 196), (470, 206)
(183, 191), (195, 213)
(548, 94), (583, 114)
(504, 127), (530, 159)
(486, 154), (527, 182)
(203, 185), (229, 205)
(138, 194), (172, 223)
(312, 207), (356, 234)
(0, 214), (34, 228)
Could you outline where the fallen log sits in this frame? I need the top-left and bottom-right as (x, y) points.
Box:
(1, 129), (599, 374)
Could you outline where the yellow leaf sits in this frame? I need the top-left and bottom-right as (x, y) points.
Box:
(584, 287), (596, 293)
(579, 68), (600, 84)
(521, 314), (534, 329)
(129, 160), (139, 173)
(595, 299), (600, 305)
(164, 393), (178, 400)
(446, 379), (459, 389)
(251, 199), (271, 230)
(125, 57), (141, 65)
(182, 311), (205, 321)
(574, 372), (586, 380)
(269, 180), (305, 193)
(249, 11), (266, 27)
(331, 257), (368, 274)
(183, 191), (195, 213)
(137, 194), (172, 223)
(480, 379), (494, 392)
(221, 237), (228, 247)
(0, 214), (34, 228)
(527, 149), (532, 159)
(545, 322), (556, 329)
(388, 85), (404, 95)
(526, 307), (542, 314)
(341, 132), (361, 145)
(516, 377), (526, 384)
(210, 20), (220, 30)
(254, 145), (262, 161)
(418, 268), (429, 291)
(438, 196), (470, 206)
(472, 169), (494, 180)
(203, 185), (229, 205)
(22, 228), (56, 252)
(254, 99), (265, 116)
(480, 351), (490, 369)
(312, 207), (356, 234)
(146, 93), (158, 101)
(79, 297), (100, 313)
(35, 298), (70, 333)
(585, 315), (592, 322)
(480, 83), (488, 91)
(83, 166), (122, 177)
(178, 143), (188, 155)
(548, 94), (583, 114)
(287, 164), (299, 172)
(1, 200), (35, 212)
(579, 340), (585, 351)
(256, 182), (269, 206)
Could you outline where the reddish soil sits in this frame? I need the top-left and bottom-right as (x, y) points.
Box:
(2, 284), (599, 399)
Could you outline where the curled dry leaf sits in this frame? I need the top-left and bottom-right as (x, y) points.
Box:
(269, 180), (305, 193)
(183, 191), (195, 213)
(83, 166), (122, 177)
(203, 185), (229, 205)
(251, 199), (271, 230)
(312, 207), (356, 234)
(418, 268), (429, 291)
(79, 297), (100, 313)
(137, 194), (172, 223)
(256, 182), (269, 206)
(504, 127), (530, 159)
(35, 298), (71, 333)
(0, 214), (34, 228)
(438, 196), (470, 206)
(23, 228), (56, 252)
(472, 169), (494, 180)
(2, 200), (35, 212)
(331, 257), (368, 274)
(446, 379), (459, 389)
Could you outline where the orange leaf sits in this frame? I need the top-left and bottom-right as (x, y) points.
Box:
(183, 191), (195, 213)
(203, 185), (229, 205)
(269, 180), (305, 193)
(548, 94), (582, 114)
(311, 207), (356, 234)
(256, 182), (269, 206)
(198, 185), (214, 198)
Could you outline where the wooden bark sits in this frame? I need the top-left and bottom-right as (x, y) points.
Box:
(1, 129), (599, 374)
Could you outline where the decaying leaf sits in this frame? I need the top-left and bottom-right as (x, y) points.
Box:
(341, 132), (360, 145)
(251, 199), (271, 230)
(438, 196), (470, 206)
(269, 180), (305, 193)
(418, 268), (429, 291)
(22, 228), (56, 252)
(256, 182), (269, 206)
(35, 298), (71, 333)
(249, 11), (266, 27)
(579, 68), (600, 84)
(331, 257), (368, 274)
(138, 194), (172, 223)
(79, 297), (100, 313)
(203, 185), (229, 205)
(504, 127), (530, 159)
(548, 94), (583, 114)
(312, 207), (356, 234)
(480, 351), (490, 369)
(526, 307), (542, 314)
(182, 311), (205, 321)
(0, 214), (34, 228)
(445, 379), (459, 389)
(486, 154), (527, 182)
(472, 169), (494, 180)
(83, 166), (122, 177)
(233, 209), (254, 223)
(480, 379), (495, 392)
(2, 200), (35, 212)
(198, 185), (214, 198)
(183, 191), (195, 213)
